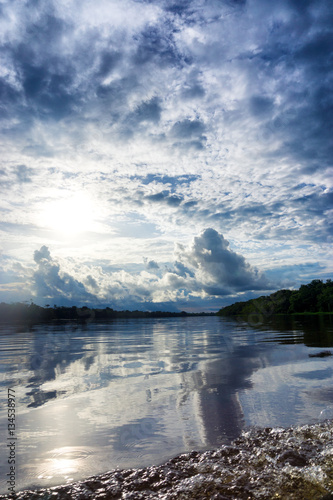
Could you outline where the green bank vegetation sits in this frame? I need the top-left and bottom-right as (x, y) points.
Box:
(0, 302), (214, 324)
(217, 279), (333, 317)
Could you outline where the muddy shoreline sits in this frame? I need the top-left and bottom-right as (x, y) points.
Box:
(1, 420), (333, 499)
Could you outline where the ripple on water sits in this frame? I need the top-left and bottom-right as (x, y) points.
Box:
(34, 447), (95, 485)
(319, 407), (333, 420)
(2, 420), (333, 500)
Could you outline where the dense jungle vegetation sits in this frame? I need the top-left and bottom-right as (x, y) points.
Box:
(218, 279), (333, 317)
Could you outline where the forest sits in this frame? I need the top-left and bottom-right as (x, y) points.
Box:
(217, 279), (333, 317)
(0, 279), (332, 325)
(0, 302), (214, 324)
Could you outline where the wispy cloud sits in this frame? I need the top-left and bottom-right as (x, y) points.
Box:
(0, 0), (332, 309)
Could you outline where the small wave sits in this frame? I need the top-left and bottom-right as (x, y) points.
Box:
(28, 447), (96, 489)
(1, 422), (333, 499)
(49, 447), (93, 461)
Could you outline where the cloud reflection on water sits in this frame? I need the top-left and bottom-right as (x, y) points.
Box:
(0, 316), (333, 492)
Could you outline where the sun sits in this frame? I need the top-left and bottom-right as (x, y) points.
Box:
(39, 192), (96, 235)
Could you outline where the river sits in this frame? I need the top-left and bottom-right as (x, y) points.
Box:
(0, 315), (332, 496)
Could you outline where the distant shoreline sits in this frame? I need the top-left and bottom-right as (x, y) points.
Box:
(221, 312), (333, 317)
(1, 310), (333, 327)
(0, 302), (216, 325)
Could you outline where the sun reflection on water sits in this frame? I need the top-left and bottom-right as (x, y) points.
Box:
(37, 447), (93, 483)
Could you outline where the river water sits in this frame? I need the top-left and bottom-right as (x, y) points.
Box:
(0, 315), (333, 495)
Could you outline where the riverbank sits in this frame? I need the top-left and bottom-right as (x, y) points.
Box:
(1, 420), (333, 500)
(0, 302), (215, 325)
(217, 280), (333, 318)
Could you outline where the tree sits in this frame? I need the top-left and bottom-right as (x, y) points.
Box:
(318, 286), (333, 312)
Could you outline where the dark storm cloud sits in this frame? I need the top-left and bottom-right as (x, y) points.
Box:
(295, 32), (333, 67)
(269, 89), (333, 173)
(163, 0), (192, 16)
(141, 0), (246, 14)
(0, 5), (129, 135)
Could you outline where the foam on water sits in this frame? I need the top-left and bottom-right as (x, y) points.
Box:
(1, 419), (332, 499)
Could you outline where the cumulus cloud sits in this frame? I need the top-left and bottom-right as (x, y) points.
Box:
(174, 229), (270, 295)
(0, 0), (332, 307)
(27, 230), (273, 308)
(32, 245), (96, 304)
(143, 258), (160, 271)
(33, 245), (52, 263)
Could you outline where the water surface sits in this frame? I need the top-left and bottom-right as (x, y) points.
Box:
(0, 315), (332, 493)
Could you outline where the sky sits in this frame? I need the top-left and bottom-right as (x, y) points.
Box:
(0, 0), (332, 311)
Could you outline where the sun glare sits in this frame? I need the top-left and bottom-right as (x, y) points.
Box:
(39, 193), (96, 236)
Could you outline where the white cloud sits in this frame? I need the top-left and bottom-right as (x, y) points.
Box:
(32, 245), (99, 304)
(10, 228), (273, 309)
(0, 0), (332, 308)
(175, 228), (271, 294)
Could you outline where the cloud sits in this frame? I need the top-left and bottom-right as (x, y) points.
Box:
(1, 0), (331, 180)
(145, 190), (183, 206)
(144, 258), (160, 271)
(33, 245), (52, 263)
(32, 245), (95, 304)
(133, 97), (162, 124)
(249, 96), (274, 116)
(0, 0), (332, 310)
(169, 119), (207, 150)
(26, 230), (273, 309)
(175, 228), (271, 295)
(15, 164), (34, 183)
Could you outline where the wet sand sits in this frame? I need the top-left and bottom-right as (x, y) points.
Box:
(1, 420), (333, 499)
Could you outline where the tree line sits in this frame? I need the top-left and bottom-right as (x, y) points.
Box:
(217, 279), (333, 317)
(0, 302), (215, 324)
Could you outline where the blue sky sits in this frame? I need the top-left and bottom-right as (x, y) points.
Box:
(0, 0), (332, 311)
